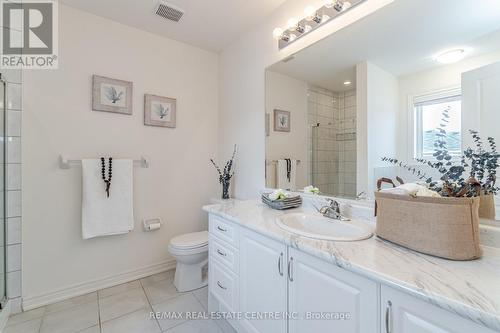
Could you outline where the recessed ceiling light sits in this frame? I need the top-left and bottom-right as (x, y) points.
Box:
(436, 49), (466, 64)
(343, 80), (352, 86)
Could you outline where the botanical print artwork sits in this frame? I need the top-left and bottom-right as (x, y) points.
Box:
(151, 101), (172, 121)
(279, 114), (288, 128)
(144, 94), (177, 128)
(101, 83), (126, 107)
(274, 109), (291, 132)
(92, 75), (133, 115)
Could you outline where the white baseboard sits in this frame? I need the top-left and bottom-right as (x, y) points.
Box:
(23, 259), (176, 311)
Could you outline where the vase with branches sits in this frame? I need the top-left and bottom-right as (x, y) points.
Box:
(383, 108), (499, 198)
(210, 145), (237, 199)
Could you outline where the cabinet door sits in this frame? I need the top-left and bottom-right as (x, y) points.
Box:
(288, 248), (378, 333)
(239, 228), (287, 333)
(381, 285), (496, 333)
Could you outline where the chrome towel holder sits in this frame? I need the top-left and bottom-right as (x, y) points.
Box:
(59, 155), (150, 169)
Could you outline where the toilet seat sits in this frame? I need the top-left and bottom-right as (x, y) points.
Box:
(169, 231), (208, 250)
(168, 243), (208, 256)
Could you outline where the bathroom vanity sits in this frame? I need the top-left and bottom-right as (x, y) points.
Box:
(204, 199), (500, 333)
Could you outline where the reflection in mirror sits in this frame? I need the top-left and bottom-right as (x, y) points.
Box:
(265, 0), (500, 218)
(265, 69), (357, 198)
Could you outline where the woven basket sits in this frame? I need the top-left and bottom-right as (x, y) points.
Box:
(479, 193), (496, 219)
(374, 192), (482, 260)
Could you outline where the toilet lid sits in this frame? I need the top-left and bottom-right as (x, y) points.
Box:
(170, 231), (208, 249)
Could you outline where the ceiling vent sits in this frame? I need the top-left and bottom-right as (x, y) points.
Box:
(155, 1), (184, 22)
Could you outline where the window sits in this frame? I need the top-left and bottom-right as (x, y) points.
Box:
(413, 88), (462, 159)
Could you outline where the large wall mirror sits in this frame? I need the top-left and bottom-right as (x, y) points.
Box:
(265, 0), (500, 220)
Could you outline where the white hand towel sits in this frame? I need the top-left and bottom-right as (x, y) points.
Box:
(276, 159), (297, 191)
(82, 159), (134, 239)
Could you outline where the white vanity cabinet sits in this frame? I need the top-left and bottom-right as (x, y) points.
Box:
(381, 286), (496, 333)
(288, 248), (378, 333)
(207, 213), (496, 333)
(239, 228), (288, 333)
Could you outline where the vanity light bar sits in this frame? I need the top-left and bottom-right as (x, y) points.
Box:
(273, 0), (366, 49)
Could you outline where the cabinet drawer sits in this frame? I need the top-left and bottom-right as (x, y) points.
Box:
(210, 259), (238, 312)
(209, 215), (238, 247)
(210, 236), (239, 273)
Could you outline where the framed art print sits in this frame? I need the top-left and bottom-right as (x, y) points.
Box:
(274, 109), (291, 132)
(144, 94), (177, 128)
(92, 75), (133, 115)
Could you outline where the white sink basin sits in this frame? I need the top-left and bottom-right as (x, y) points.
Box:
(276, 213), (374, 241)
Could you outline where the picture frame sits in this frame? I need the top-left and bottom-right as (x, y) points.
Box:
(92, 75), (133, 115)
(144, 94), (177, 128)
(274, 109), (291, 132)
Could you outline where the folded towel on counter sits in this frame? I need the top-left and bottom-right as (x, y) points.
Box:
(381, 183), (441, 198)
(267, 189), (299, 201)
(82, 159), (134, 239)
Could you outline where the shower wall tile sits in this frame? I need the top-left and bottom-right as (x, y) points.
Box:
(6, 83), (21, 111)
(7, 217), (21, 245)
(345, 172), (356, 184)
(6, 243), (21, 272)
(7, 110), (21, 137)
(3, 59), (23, 314)
(309, 87), (357, 197)
(7, 136), (21, 163)
(1, 70), (21, 84)
(7, 270), (21, 298)
(7, 190), (21, 217)
(7, 163), (21, 190)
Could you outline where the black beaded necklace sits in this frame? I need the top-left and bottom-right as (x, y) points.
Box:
(100, 157), (113, 197)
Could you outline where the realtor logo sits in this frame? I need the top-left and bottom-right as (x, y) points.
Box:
(1, 0), (58, 69)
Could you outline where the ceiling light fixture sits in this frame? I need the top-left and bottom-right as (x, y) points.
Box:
(343, 80), (352, 86)
(304, 6), (322, 23)
(272, 0), (365, 50)
(435, 49), (466, 64)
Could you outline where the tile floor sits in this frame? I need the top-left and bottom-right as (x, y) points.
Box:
(5, 270), (222, 333)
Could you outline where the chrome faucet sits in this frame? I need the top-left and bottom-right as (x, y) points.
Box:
(319, 199), (350, 221)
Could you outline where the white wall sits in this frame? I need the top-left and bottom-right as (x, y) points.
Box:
(218, 0), (395, 199)
(265, 71), (308, 189)
(22, 5), (219, 305)
(357, 62), (398, 195)
(397, 50), (500, 160)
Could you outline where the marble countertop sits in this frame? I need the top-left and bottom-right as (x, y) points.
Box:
(203, 199), (500, 332)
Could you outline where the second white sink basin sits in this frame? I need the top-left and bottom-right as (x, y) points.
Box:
(276, 213), (373, 241)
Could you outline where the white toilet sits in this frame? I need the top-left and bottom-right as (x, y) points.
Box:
(168, 231), (209, 292)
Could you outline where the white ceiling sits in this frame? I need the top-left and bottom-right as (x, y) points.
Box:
(269, 0), (500, 92)
(59, 0), (287, 52)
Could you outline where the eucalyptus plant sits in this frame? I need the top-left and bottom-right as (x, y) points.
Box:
(210, 145), (237, 199)
(383, 108), (499, 197)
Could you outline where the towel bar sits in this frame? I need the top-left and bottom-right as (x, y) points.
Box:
(59, 155), (150, 169)
(266, 159), (301, 166)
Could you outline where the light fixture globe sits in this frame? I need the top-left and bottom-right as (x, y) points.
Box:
(436, 49), (466, 64)
(342, 1), (352, 10)
(272, 27), (284, 40)
(324, 0), (335, 8)
(287, 17), (299, 30)
(304, 6), (317, 21)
